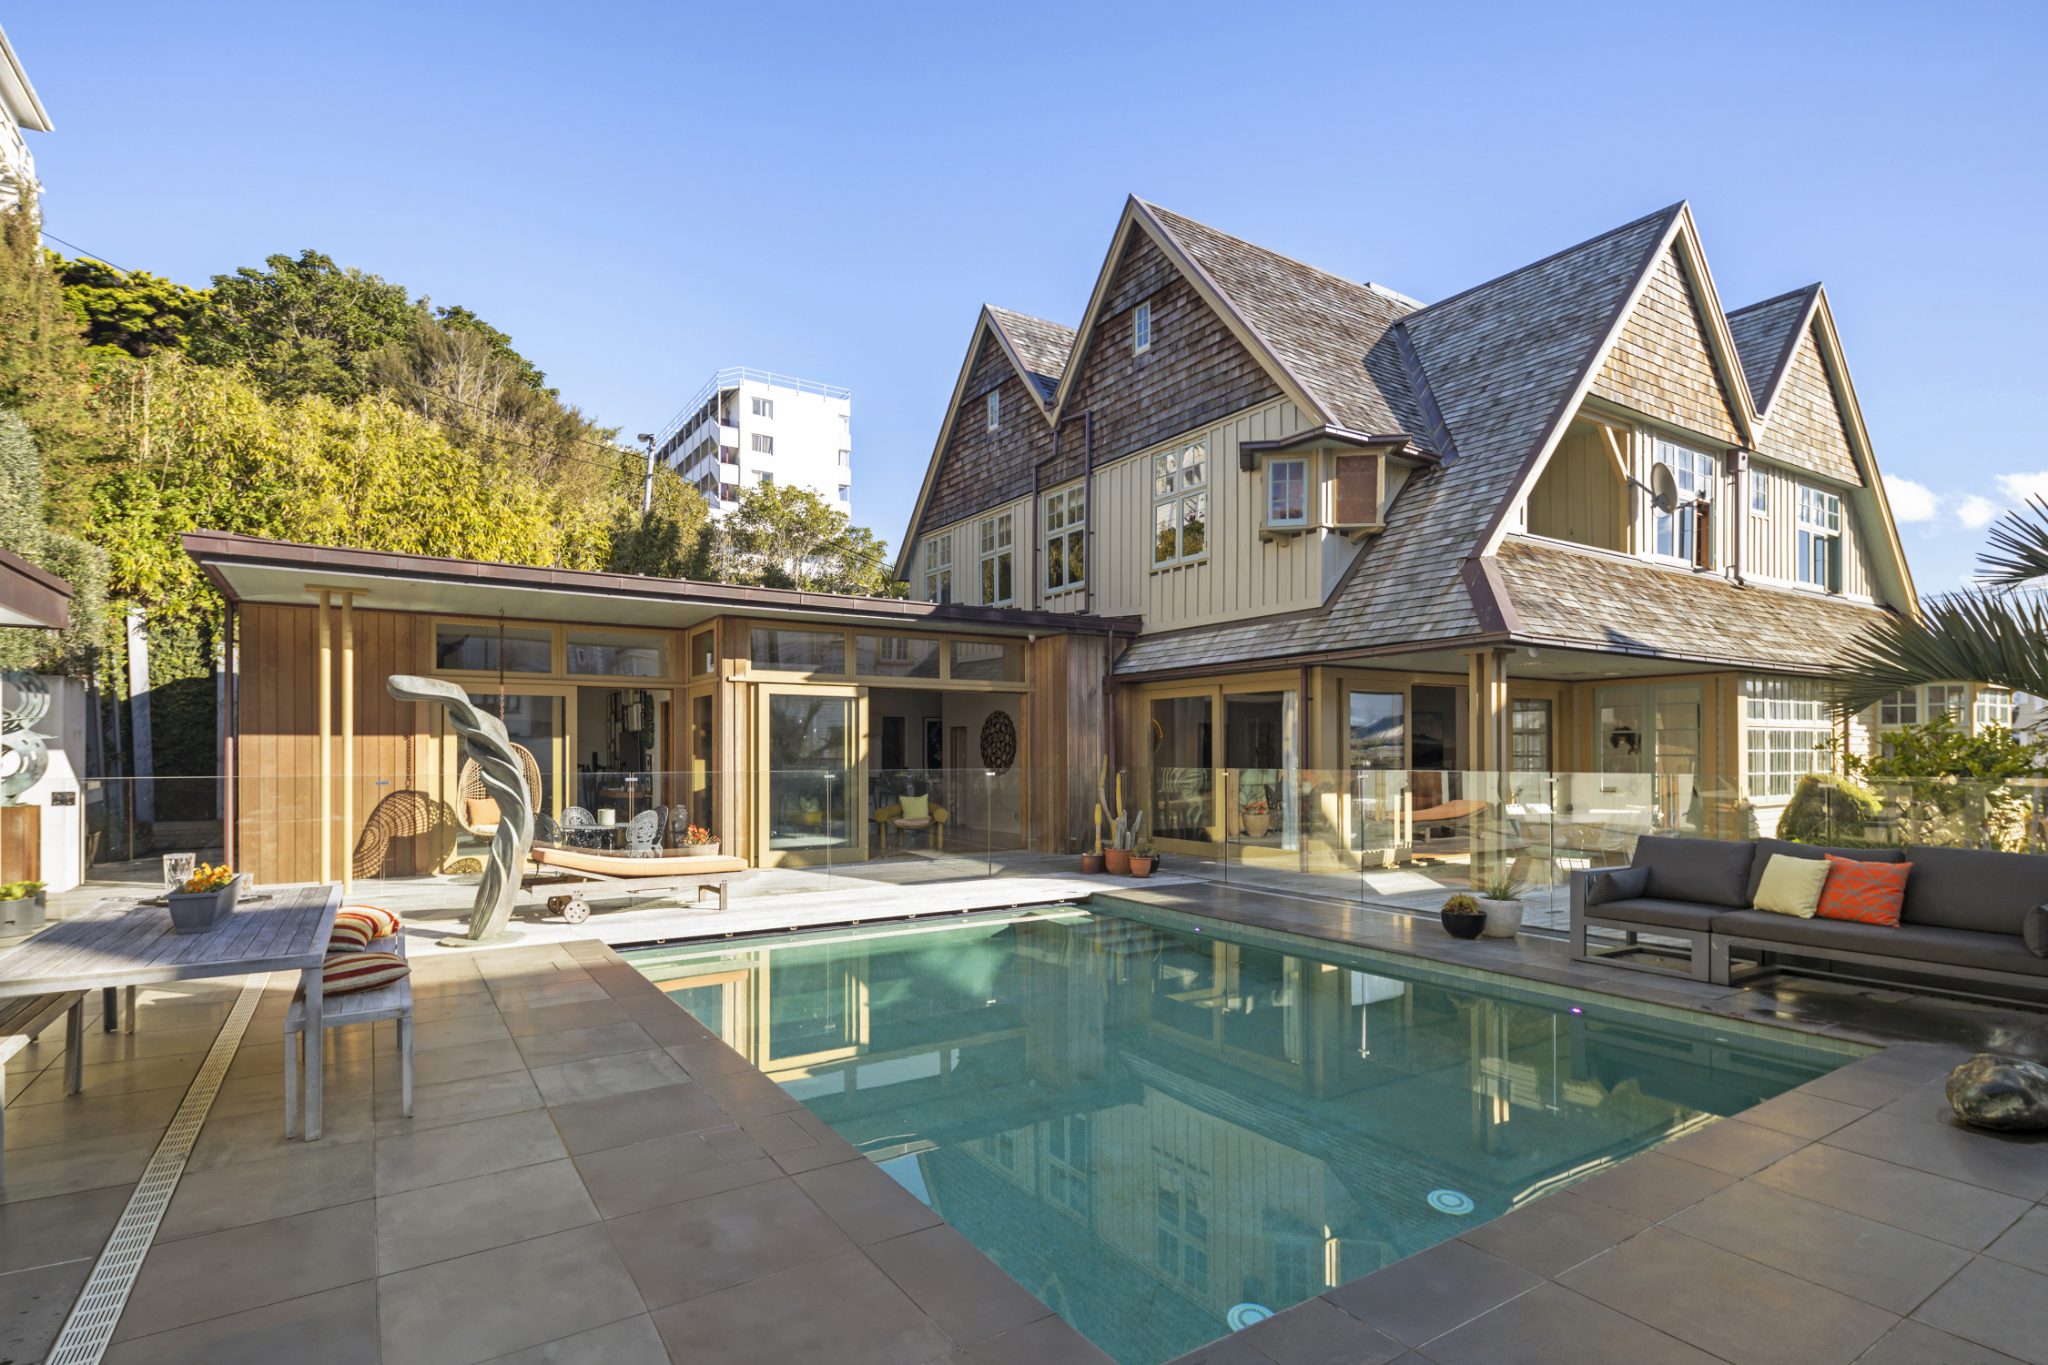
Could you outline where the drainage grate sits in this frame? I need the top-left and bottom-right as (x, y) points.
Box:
(45, 975), (268, 1365)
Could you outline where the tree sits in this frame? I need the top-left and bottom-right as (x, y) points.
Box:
(1834, 499), (2048, 713)
(608, 467), (713, 579)
(0, 196), (102, 511)
(433, 304), (551, 394)
(721, 484), (905, 596)
(0, 408), (111, 677)
(188, 249), (422, 404)
(52, 255), (204, 357)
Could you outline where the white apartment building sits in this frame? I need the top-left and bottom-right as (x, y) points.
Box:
(654, 367), (853, 518)
(0, 22), (51, 210)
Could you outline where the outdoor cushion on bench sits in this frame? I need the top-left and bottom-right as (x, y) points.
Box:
(1901, 845), (2048, 936)
(529, 844), (747, 878)
(1742, 839), (1904, 904)
(1711, 909), (2048, 978)
(1580, 897), (1727, 933)
(1632, 835), (1757, 908)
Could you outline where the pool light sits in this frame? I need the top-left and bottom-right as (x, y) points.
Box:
(1427, 1188), (1475, 1216)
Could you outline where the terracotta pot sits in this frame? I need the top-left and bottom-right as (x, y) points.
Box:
(1128, 855), (1155, 878)
(1104, 848), (1132, 876)
(1244, 813), (1271, 839)
(1080, 852), (1106, 874)
(1440, 906), (1485, 940)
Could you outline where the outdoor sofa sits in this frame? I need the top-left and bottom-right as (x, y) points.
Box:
(1570, 835), (2048, 992)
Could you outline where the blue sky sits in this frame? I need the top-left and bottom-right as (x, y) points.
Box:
(10, 2), (2044, 589)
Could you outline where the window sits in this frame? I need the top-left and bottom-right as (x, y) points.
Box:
(1751, 470), (1769, 515)
(691, 629), (715, 677)
(434, 623), (552, 674)
(951, 640), (1021, 681)
(1744, 678), (1833, 798)
(751, 396), (774, 419)
(1796, 485), (1842, 591)
(1154, 1162), (1209, 1294)
(836, 449), (850, 467)
(748, 628), (845, 674)
(565, 629), (667, 678)
(1976, 687), (2014, 731)
(1878, 690), (1917, 726)
(1043, 484), (1085, 593)
(855, 635), (940, 678)
(986, 390), (1000, 432)
(751, 433), (774, 454)
(979, 511), (1014, 605)
(757, 472), (773, 486)
(1045, 1115), (1091, 1219)
(1926, 683), (1968, 721)
(1266, 457), (1308, 528)
(1511, 699), (1553, 772)
(1133, 299), (1152, 354)
(1652, 439), (1716, 564)
(837, 484), (851, 503)
(1152, 441), (1209, 566)
(923, 535), (952, 603)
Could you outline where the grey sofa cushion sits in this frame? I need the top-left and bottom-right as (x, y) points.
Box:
(2026, 906), (2048, 958)
(1586, 866), (1650, 905)
(1631, 835), (1756, 908)
(1583, 897), (1725, 933)
(1743, 838), (1903, 905)
(1901, 845), (2048, 936)
(1713, 909), (2048, 978)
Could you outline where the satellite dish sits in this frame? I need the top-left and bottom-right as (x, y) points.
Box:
(1648, 463), (1679, 515)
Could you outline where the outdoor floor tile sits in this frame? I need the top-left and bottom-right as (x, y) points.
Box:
(374, 1010), (510, 1054)
(1735, 1088), (1870, 1140)
(103, 1280), (380, 1365)
(960, 1311), (1118, 1365)
(573, 1132), (782, 1219)
(1912, 1255), (2048, 1364)
(1558, 1225), (1895, 1365)
(76, 1022), (228, 1064)
(1664, 1177), (1971, 1313)
(793, 1155), (944, 1246)
(1458, 1190), (1649, 1278)
(1418, 1281), (1720, 1365)
(1857, 1317), (2025, 1364)
(529, 1048), (687, 1106)
(375, 1107), (567, 1196)
(1822, 1110), (2048, 1200)
(0, 1182), (129, 1274)
(186, 1097), (373, 1170)
(379, 1223), (646, 1365)
(159, 1136), (374, 1242)
(629, 1007), (718, 1049)
(688, 1062), (803, 1117)
(546, 1080), (729, 1156)
(605, 1176), (853, 1309)
(1567, 1150), (1737, 1222)
(496, 998), (633, 1038)
(113, 1200), (376, 1341)
(649, 1248), (953, 1365)
(511, 1021), (658, 1071)
(1656, 1117), (1811, 1177)
(409, 1037), (530, 1089)
(1985, 1204), (2048, 1274)
(480, 1312), (669, 1364)
(375, 1156), (598, 1273)
(0, 1082), (184, 1151)
(16, 1049), (208, 1105)
(1323, 1239), (1540, 1348)
(1224, 1295), (1404, 1365)
(1752, 1143), (2030, 1249)
(661, 1038), (755, 1079)
(374, 1068), (544, 1134)
(0, 1258), (93, 1365)
(0, 1128), (158, 1204)
(866, 1223), (1051, 1346)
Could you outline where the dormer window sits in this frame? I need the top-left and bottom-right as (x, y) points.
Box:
(986, 390), (1000, 432)
(1266, 458), (1308, 529)
(1651, 439), (1715, 567)
(1796, 484), (1842, 592)
(1133, 300), (1152, 355)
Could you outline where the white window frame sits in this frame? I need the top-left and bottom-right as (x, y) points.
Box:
(1744, 678), (1833, 799)
(1152, 441), (1209, 567)
(1878, 689), (1918, 727)
(923, 535), (952, 603)
(836, 448), (850, 467)
(751, 433), (774, 454)
(1750, 469), (1769, 516)
(1133, 299), (1153, 354)
(1651, 439), (1716, 564)
(1926, 683), (1968, 722)
(837, 484), (851, 503)
(1796, 485), (1842, 592)
(1043, 483), (1086, 595)
(978, 511), (1015, 606)
(1976, 686), (2014, 731)
(752, 396), (774, 419)
(986, 390), (1000, 432)
(1265, 456), (1310, 529)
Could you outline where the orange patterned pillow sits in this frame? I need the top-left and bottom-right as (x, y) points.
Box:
(322, 951), (410, 996)
(340, 905), (402, 937)
(1816, 855), (1911, 927)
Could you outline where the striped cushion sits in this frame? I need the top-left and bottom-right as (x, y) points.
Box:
(1816, 855), (1912, 927)
(340, 905), (402, 937)
(322, 951), (410, 995)
(327, 917), (375, 952)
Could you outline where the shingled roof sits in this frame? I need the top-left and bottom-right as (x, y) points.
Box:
(984, 305), (1074, 404)
(1726, 285), (1820, 415)
(1116, 205), (1685, 675)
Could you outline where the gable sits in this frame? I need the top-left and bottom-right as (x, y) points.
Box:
(917, 329), (1057, 539)
(1753, 321), (1861, 486)
(1059, 227), (1282, 473)
(1590, 246), (1742, 445)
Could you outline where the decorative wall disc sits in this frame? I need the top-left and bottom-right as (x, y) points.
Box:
(979, 711), (1017, 773)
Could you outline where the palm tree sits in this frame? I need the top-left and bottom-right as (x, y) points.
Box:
(1833, 498), (2048, 713)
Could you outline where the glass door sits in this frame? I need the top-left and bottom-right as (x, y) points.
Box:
(448, 689), (569, 863)
(1224, 689), (1297, 851)
(1347, 689), (1408, 857)
(757, 686), (866, 866)
(1147, 693), (1216, 851)
(684, 685), (715, 834)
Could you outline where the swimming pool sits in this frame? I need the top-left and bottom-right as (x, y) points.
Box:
(628, 903), (1859, 1365)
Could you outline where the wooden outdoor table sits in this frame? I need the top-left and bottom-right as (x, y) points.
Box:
(0, 883), (343, 1154)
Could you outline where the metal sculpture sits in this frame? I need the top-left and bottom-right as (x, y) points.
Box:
(0, 670), (52, 801)
(386, 674), (534, 944)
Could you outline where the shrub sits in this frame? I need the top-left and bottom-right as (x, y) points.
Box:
(1778, 773), (1881, 845)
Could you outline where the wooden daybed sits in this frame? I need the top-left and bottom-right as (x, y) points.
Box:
(523, 844), (749, 923)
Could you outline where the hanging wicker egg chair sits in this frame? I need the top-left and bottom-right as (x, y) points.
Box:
(456, 743), (542, 838)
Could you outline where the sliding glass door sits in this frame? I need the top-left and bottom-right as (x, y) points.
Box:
(757, 685), (867, 866)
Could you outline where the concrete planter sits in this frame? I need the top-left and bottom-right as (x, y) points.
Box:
(166, 877), (242, 934)
(677, 842), (725, 858)
(1478, 896), (1524, 938)
(0, 894), (44, 934)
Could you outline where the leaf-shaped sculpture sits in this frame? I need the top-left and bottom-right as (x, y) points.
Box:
(386, 674), (534, 942)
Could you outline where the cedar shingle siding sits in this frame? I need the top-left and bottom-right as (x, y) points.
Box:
(919, 332), (1056, 537)
(1058, 230), (1282, 478)
(1591, 247), (1741, 446)
(1752, 323), (1862, 486)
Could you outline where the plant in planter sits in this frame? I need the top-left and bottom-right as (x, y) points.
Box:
(1242, 796), (1271, 840)
(0, 880), (45, 933)
(1439, 892), (1486, 940)
(166, 862), (242, 934)
(1475, 866), (1528, 938)
(1129, 840), (1156, 878)
(678, 825), (723, 858)
(1096, 758), (1147, 876)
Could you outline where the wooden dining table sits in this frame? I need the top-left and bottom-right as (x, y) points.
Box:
(0, 882), (343, 1158)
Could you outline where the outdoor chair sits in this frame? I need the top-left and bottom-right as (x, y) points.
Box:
(560, 806), (598, 848)
(626, 808), (663, 853)
(456, 743), (542, 839)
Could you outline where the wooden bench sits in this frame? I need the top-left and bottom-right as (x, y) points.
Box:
(1, 991), (86, 1172)
(283, 933), (412, 1136)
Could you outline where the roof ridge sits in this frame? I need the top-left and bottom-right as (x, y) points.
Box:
(1402, 202), (1686, 323)
(1726, 282), (1822, 318)
(984, 302), (1076, 337)
(1136, 199), (1425, 314)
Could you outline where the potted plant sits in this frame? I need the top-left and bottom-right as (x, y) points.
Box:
(1439, 892), (1486, 940)
(166, 862), (241, 934)
(678, 825), (723, 858)
(1242, 796), (1271, 839)
(1129, 840), (1156, 878)
(0, 880), (45, 933)
(1080, 831), (1105, 875)
(1476, 867), (1527, 938)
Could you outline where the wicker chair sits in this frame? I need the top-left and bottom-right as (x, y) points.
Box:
(457, 743), (542, 839)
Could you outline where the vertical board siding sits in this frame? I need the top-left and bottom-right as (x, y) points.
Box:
(1746, 460), (1875, 601)
(1527, 421), (1625, 549)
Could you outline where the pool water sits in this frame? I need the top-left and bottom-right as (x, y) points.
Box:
(628, 905), (1856, 1365)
